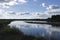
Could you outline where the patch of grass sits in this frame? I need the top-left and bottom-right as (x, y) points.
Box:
(0, 19), (48, 40)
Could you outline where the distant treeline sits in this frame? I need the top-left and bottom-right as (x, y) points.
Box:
(0, 19), (47, 21)
(47, 15), (60, 22)
(0, 15), (60, 24)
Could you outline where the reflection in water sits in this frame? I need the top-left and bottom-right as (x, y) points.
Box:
(9, 21), (60, 39)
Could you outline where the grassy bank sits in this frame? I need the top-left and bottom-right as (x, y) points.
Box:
(0, 20), (48, 40)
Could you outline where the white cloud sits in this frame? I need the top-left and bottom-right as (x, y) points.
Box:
(0, 0), (17, 8)
(41, 3), (60, 10)
(44, 5), (60, 18)
(41, 3), (46, 7)
(46, 5), (59, 10)
(18, 0), (27, 4)
(0, 4), (60, 19)
(0, 0), (28, 8)
(0, 9), (49, 19)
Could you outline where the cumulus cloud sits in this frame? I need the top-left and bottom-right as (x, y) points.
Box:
(0, 9), (49, 19)
(46, 5), (60, 10)
(41, 4), (60, 17)
(18, 0), (27, 3)
(40, 3), (60, 18)
(0, 0), (27, 8)
(41, 3), (60, 10)
(0, 4), (60, 19)
(44, 5), (60, 18)
(41, 3), (46, 7)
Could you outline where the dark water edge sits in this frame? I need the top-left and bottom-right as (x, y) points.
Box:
(0, 19), (60, 26)
(26, 21), (60, 27)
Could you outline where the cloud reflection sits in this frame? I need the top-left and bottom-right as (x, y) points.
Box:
(8, 21), (60, 38)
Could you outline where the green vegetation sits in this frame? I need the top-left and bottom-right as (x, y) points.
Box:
(0, 19), (48, 40)
(47, 15), (60, 22)
(47, 15), (60, 26)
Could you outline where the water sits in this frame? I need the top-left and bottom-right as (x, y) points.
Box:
(9, 21), (60, 40)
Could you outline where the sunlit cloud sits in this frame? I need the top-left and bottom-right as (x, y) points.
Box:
(0, 9), (49, 19)
(0, 0), (28, 8)
(46, 5), (59, 10)
(40, 3), (46, 7)
(18, 0), (27, 4)
(45, 5), (60, 18)
(0, 1), (60, 19)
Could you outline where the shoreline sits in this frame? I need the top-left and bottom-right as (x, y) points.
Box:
(0, 19), (60, 26)
(25, 21), (60, 26)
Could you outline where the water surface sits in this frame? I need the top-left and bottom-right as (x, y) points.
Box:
(9, 21), (60, 40)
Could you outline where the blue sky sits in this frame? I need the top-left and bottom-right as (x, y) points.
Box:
(0, 0), (60, 19)
(0, 0), (60, 13)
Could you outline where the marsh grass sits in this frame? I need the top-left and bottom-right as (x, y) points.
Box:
(0, 19), (48, 40)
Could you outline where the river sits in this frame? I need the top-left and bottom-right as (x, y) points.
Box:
(8, 21), (60, 40)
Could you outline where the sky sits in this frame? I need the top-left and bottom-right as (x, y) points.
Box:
(0, 0), (60, 19)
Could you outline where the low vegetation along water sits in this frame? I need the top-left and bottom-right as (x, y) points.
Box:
(0, 20), (60, 40)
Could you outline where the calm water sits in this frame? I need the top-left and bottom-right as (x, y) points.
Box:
(9, 21), (60, 40)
